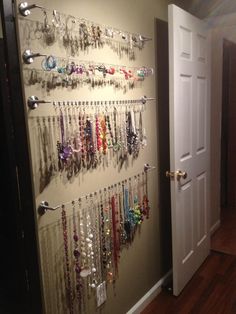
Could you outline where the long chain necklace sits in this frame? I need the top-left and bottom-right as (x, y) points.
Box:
(111, 189), (119, 276)
(72, 201), (82, 307)
(61, 205), (74, 314)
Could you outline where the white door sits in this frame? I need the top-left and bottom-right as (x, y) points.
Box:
(168, 4), (211, 296)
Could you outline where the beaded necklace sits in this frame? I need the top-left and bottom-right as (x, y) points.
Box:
(100, 116), (107, 155)
(86, 195), (98, 290)
(143, 171), (150, 219)
(91, 114), (98, 168)
(112, 108), (119, 152)
(72, 111), (82, 171)
(96, 114), (102, 154)
(79, 111), (86, 168)
(92, 192), (103, 286)
(111, 190), (119, 275)
(106, 187), (114, 283)
(85, 116), (94, 169)
(99, 190), (107, 279)
(61, 205), (74, 314)
(123, 182), (132, 243)
(72, 201), (82, 306)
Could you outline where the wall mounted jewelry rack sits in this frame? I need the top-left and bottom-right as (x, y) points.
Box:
(38, 167), (153, 215)
(18, 3), (152, 59)
(27, 95), (155, 109)
(22, 52), (154, 79)
(23, 69), (149, 94)
(37, 170), (151, 311)
(32, 104), (149, 192)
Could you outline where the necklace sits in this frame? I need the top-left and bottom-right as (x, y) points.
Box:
(99, 190), (107, 280)
(79, 111), (86, 169)
(72, 201), (82, 306)
(111, 190), (119, 275)
(61, 205), (74, 314)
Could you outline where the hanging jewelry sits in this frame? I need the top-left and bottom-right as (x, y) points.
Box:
(72, 201), (82, 308)
(142, 172), (150, 219)
(42, 10), (56, 45)
(100, 116), (107, 155)
(111, 187), (119, 276)
(79, 110), (86, 169)
(123, 181), (131, 243)
(61, 205), (74, 314)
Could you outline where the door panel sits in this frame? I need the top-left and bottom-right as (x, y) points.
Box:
(178, 74), (193, 161)
(196, 77), (207, 154)
(168, 4), (210, 296)
(196, 172), (207, 244)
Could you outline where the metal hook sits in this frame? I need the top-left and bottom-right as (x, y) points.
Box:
(18, 2), (44, 16)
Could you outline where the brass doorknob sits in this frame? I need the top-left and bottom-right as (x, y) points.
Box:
(166, 171), (175, 179)
(176, 170), (187, 181)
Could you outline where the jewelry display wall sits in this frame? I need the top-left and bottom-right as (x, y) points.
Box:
(16, 1), (158, 313)
(38, 172), (149, 313)
(30, 99), (149, 192)
(18, 6), (151, 59)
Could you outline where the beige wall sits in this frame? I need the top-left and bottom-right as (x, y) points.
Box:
(15, 0), (173, 313)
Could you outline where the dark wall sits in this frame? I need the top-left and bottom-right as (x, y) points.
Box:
(156, 19), (172, 275)
(0, 38), (23, 314)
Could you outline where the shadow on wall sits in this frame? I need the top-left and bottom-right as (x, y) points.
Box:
(155, 18), (172, 276)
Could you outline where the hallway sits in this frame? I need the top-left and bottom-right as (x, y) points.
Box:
(142, 209), (236, 313)
(212, 208), (236, 256)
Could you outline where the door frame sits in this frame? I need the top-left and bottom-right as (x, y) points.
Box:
(0, 1), (42, 313)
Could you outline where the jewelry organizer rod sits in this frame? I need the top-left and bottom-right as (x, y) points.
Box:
(22, 54), (154, 74)
(18, 3), (152, 44)
(27, 95), (156, 109)
(38, 165), (154, 216)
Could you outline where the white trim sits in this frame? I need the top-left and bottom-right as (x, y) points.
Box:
(210, 219), (221, 235)
(126, 270), (172, 314)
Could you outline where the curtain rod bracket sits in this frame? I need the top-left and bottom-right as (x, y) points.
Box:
(27, 96), (51, 110)
(19, 2), (44, 17)
(38, 201), (59, 216)
(23, 49), (47, 64)
(144, 163), (156, 172)
(141, 95), (156, 104)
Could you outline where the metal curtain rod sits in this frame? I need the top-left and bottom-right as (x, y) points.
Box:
(38, 164), (155, 215)
(22, 50), (154, 73)
(18, 2), (152, 43)
(28, 95), (156, 109)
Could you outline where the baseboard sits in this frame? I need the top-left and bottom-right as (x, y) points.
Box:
(126, 270), (172, 314)
(210, 219), (221, 235)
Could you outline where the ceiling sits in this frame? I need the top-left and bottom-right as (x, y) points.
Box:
(169, 0), (236, 19)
